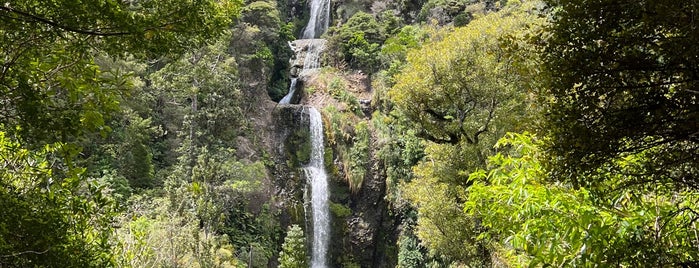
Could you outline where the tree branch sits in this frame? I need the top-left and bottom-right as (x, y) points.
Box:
(0, 6), (131, 36)
(416, 130), (460, 145)
(0, 248), (50, 258)
(471, 98), (497, 144)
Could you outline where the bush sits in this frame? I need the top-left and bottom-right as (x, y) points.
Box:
(279, 225), (308, 268)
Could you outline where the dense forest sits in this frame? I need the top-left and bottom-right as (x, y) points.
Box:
(0, 0), (697, 267)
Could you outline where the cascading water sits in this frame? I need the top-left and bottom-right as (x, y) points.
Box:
(279, 78), (298, 104)
(304, 107), (330, 268)
(302, 0), (331, 39)
(279, 39), (327, 103)
(303, 41), (323, 70)
(279, 0), (332, 265)
(278, 0), (330, 103)
(300, 39), (326, 76)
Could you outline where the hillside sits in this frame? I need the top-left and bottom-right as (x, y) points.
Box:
(1, 0), (697, 267)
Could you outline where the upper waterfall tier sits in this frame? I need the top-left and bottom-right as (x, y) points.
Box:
(302, 0), (330, 38)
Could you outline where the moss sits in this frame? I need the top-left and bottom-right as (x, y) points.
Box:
(287, 201), (305, 223)
(324, 145), (337, 175)
(329, 202), (352, 218)
(338, 256), (361, 268)
(322, 101), (373, 193)
(286, 128), (311, 167)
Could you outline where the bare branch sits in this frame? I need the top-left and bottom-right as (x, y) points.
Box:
(0, 248), (50, 258)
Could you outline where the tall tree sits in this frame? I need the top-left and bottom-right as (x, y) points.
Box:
(0, 133), (115, 267)
(0, 0), (240, 144)
(0, 0), (241, 265)
(389, 1), (544, 264)
(390, 1), (541, 149)
(542, 0), (699, 191)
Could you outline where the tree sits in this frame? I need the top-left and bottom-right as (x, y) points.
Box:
(0, 0), (242, 265)
(390, 1), (541, 148)
(278, 225), (308, 268)
(0, 132), (115, 267)
(465, 132), (699, 266)
(325, 12), (388, 72)
(390, 1), (544, 264)
(0, 0), (240, 144)
(542, 0), (699, 191)
(150, 32), (244, 151)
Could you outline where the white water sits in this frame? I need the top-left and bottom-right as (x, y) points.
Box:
(302, 0), (331, 39)
(279, 0), (329, 104)
(300, 39), (326, 76)
(279, 4), (332, 264)
(305, 108), (330, 268)
(279, 78), (298, 104)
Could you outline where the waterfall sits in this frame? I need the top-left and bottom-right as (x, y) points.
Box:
(305, 107), (330, 268)
(302, 0), (331, 39)
(279, 0), (332, 264)
(279, 0), (329, 104)
(279, 78), (298, 104)
(300, 39), (326, 76)
(279, 39), (327, 104)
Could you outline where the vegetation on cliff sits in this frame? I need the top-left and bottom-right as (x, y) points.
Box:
(1, 0), (697, 267)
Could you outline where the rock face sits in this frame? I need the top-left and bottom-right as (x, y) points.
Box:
(270, 105), (311, 232)
(274, 5), (397, 265)
(351, 160), (397, 268)
(326, 136), (398, 268)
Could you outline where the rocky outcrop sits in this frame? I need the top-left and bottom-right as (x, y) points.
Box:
(288, 39), (327, 78)
(269, 105), (311, 231)
(327, 132), (398, 268)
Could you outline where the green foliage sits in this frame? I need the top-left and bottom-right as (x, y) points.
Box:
(286, 128), (312, 167)
(379, 25), (425, 74)
(452, 12), (473, 26)
(278, 225), (308, 268)
(97, 169), (133, 205)
(0, 132), (115, 267)
(0, 1), (248, 265)
(390, 1), (542, 147)
(347, 121), (371, 193)
(392, 2), (544, 265)
(322, 104), (372, 193)
(397, 229), (426, 268)
(341, 259), (362, 268)
(115, 145), (270, 267)
(111, 34), (275, 264)
(417, 0), (504, 25)
(231, 0), (294, 101)
(465, 132), (699, 266)
(325, 12), (390, 72)
(113, 195), (245, 268)
(542, 0), (699, 193)
(327, 77), (362, 116)
(371, 110), (424, 204)
(151, 32), (244, 149)
(114, 110), (157, 188)
(329, 202), (353, 218)
(0, 0), (240, 145)
(242, 1), (283, 42)
(403, 151), (488, 265)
